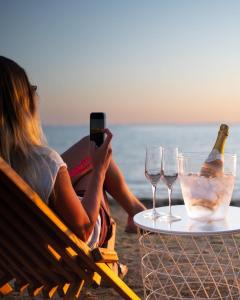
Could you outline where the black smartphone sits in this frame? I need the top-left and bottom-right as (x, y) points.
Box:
(90, 112), (106, 147)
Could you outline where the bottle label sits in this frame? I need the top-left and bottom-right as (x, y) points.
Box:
(205, 149), (223, 163)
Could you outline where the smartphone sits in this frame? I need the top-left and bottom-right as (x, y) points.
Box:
(90, 112), (106, 147)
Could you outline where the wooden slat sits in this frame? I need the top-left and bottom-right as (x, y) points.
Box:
(0, 190), (95, 284)
(0, 283), (13, 296)
(0, 189), (101, 286)
(0, 273), (12, 296)
(0, 252), (33, 285)
(0, 214), (63, 285)
(0, 230), (49, 286)
(0, 201), (94, 284)
(63, 280), (85, 300)
(28, 284), (44, 297)
(91, 247), (119, 263)
(106, 220), (117, 251)
(42, 284), (59, 299)
(0, 201), (74, 283)
(47, 245), (61, 261)
(57, 283), (70, 297)
(65, 247), (77, 257)
(14, 281), (29, 294)
(101, 220), (117, 278)
(0, 158), (141, 300)
(0, 232), (47, 285)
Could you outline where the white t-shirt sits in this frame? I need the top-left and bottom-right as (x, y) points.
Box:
(22, 145), (101, 248)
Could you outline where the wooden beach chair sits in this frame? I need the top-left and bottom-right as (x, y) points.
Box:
(0, 157), (140, 300)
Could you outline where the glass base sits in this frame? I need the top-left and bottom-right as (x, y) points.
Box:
(159, 214), (181, 223)
(144, 210), (164, 220)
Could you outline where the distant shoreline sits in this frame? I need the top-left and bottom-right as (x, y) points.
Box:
(43, 123), (240, 127)
(109, 197), (240, 209)
(140, 198), (240, 207)
(140, 198), (184, 208)
(108, 197), (184, 209)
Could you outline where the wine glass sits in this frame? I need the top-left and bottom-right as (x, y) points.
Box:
(145, 146), (163, 219)
(161, 147), (181, 222)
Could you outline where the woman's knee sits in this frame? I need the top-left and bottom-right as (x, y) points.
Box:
(61, 135), (90, 167)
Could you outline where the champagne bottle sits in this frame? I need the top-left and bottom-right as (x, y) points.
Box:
(200, 124), (229, 177)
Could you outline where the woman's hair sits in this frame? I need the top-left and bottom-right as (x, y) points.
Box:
(0, 56), (46, 183)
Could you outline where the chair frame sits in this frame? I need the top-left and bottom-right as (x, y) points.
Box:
(0, 157), (140, 299)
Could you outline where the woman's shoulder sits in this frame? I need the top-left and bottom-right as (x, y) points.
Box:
(33, 145), (67, 168)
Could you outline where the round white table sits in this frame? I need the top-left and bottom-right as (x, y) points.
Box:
(134, 205), (240, 300)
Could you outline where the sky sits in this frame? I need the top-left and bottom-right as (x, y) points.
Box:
(0, 0), (240, 125)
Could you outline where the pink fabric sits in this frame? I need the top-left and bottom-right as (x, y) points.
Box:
(68, 156), (92, 178)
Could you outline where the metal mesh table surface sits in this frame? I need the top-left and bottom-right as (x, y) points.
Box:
(134, 205), (240, 300)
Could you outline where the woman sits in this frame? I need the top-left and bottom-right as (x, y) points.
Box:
(0, 56), (145, 251)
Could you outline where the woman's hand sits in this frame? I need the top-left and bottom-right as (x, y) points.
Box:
(89, 128), (113, 177)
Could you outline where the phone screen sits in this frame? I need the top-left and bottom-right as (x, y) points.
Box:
(90, 113), (105, 147)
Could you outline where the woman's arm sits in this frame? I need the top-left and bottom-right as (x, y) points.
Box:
(51, 129), (112, 242)
(52, 167), (104, 241)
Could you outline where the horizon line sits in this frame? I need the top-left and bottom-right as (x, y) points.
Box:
(42, 121), (240, 127)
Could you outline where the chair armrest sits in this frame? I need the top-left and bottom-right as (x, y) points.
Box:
(91, 247), (119, 263)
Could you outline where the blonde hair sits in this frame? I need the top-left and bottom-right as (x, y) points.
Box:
(0, 56), (47, 186)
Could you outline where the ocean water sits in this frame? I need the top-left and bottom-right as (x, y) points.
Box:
(43, 124), (240, 202)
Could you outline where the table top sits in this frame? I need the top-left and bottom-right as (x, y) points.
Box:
(133, 205), (240, 235)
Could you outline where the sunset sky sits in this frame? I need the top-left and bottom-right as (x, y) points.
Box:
(1, 0), (240, 124)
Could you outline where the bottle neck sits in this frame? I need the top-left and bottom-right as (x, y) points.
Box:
(213, 131), (227, 154)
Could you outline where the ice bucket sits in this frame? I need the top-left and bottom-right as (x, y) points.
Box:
(178, 152), (237, 221)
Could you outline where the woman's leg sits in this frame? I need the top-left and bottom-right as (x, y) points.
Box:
(61, 136), (91, 190)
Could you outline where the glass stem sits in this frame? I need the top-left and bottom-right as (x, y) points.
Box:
(152, 185), (157, 214)
(168, 188), (172, 216)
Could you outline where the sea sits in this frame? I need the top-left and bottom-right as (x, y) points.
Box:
(43, 124), (240, 203)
